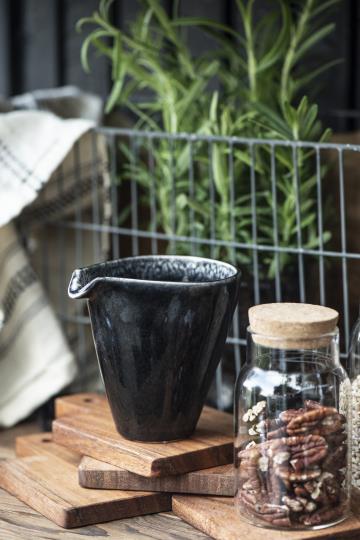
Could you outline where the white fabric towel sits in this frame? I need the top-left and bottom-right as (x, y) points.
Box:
(0, 223), (77, 426)
(0, 109), (95, 426)
(0, 110), (93, 226)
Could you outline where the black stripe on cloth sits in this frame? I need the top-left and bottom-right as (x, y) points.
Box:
(18, 159), (106, 226)
(1, 265), (38, 325)
(0, 145), (26, 182)
(0, 140), (44, 185)
(19, 175), (94, 225)
(51, 158), (106, 187)
(0, 295), (47, 358)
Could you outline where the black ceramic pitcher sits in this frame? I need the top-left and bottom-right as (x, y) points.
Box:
(68, 255), (241, 441)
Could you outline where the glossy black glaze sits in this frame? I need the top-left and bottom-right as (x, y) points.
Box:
(68, 256), (241, 442)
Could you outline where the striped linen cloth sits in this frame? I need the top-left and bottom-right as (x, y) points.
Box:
(0, 109), (95, 426)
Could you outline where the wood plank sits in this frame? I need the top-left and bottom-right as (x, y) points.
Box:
(22, 0), (58, 91)
(0, 488), (210, 540)
(54, 392), (108, 418)
(79, 456), (234, 496)
(0, 421), (42, 460)
(52, 393), (233, 478)
(179, 0), (226, 57)
(6, 0), (25, 95)
(0, 0), (10, 97)
(172, 495), (360, 540)
(63, 0), (110, 98)
(17, 432), (233, 495)
(16, 432), (80, 465)
(308, 1), (351, 131)
(0, 456), (171, 528)
(0, 434), (171, 528)
(54, 396), (234, 495)
(354, 0), (360, 123)
(0, 423), (209, 539)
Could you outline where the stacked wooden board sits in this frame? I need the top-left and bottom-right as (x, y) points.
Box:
(1, 393), (360, 539)
(52, 393), (234, 477)
(0, 393), (234, 530)
(3, 433), (171, 528)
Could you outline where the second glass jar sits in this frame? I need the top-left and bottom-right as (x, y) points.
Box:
(234, 303), (351, 530)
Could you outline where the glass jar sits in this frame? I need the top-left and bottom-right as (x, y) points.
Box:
(234, 303), (351, 530)
(349, 312), (360, 490)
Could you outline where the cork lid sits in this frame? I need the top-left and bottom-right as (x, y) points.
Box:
(248, 303), (339, 349)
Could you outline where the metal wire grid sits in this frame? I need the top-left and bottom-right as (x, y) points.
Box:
(28, 127), (360, 407)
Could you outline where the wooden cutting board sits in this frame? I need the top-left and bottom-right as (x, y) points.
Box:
(172, 495), (360, 540)
(56, 394), (234, 495)
(54, 392), (108, 418)
(0, 433), (171, 529)
(52, 393), (234, 478)
(16, 432), (80, 464)
(79, 456), (234, 496)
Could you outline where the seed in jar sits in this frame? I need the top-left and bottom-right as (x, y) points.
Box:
(347, 375), (360, 488)
(321, 416), (335, 426)
(311, 485), (321, 500)
(305, 501), (317, 512)
(277, 468), (322, 483)
(273, 452), (290, 465)
(281, 496), (303, 512)
(321, 472), (334, 481)
(242, 400), (267, 422)
(259, 456), (269, 472)
(309, 472), (334, 501)
(253, 400), (267, 414)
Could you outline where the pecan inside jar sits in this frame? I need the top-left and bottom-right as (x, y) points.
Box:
(236, 400), (348, 529)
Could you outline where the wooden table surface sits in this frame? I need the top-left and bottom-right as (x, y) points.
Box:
(0, 422), (210, 539)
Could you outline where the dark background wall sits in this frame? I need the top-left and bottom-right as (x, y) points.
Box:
(0, 0), (359, 131)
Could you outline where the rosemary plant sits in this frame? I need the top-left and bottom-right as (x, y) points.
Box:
(78, 0), (339, 279)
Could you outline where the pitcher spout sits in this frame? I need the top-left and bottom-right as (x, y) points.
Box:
(68, 259), (127, 299)
(68, 268), (102, 299)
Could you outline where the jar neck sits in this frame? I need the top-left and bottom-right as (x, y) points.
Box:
(248, 348), (338, 370)
(246, 329), (340, 370)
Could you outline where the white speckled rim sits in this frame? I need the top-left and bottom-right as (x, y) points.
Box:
(68, 255), (241, 299)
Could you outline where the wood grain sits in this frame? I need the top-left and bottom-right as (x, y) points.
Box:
(16, 433), (234, 496)
(0, 433), (171, 528)
(54, 392), (108, 419)
(0, 422), (209, 539)
(16, 432), (80, 465)
(79, 456), (234, 496)
(52, 394), (233, 478)
(172, 495), (360, 540)
(0, 0), (10, 97)
(0, 488), (209, 540)
(55, 395), (234, 495)
(63, 0), (110, 98)
(22, 0), (59, 91)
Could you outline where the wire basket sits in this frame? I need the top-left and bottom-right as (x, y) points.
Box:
(19, 127), (360, 410)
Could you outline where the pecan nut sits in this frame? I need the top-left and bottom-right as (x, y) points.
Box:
(286, 407), (338, 431)
(236, 399), (347, 529)
(265, 434), (328, 471)
(299, 504), (345, 526)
